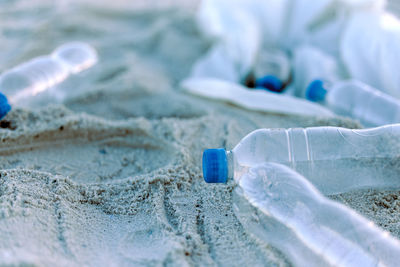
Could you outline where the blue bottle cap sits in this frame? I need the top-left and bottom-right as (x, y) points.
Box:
(255, 75), (283, 93)
(0, 92), (11, 120)
(202, 148), (228, 183)
(306, 79), (327, 102)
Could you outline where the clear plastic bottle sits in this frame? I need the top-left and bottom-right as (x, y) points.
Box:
(232, 162), (400, 267)
(306, 79), (400, 127)
(203, 124), (400, 195)
(0, 57), (69, 104)
(0, 42), (97, 119)
(202, 136), (400, 266)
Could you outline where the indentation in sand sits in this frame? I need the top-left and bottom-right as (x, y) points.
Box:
(66, 90), (208, 120)
(0, 137), (174, 183)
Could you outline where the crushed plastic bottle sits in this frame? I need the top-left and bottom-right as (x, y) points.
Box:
(203, 124), (400, 195)
(0, 42), (98, 119)
(229, 162), (400, 267)
(306, 79), (400, 127)
(190, 0), (385, 95)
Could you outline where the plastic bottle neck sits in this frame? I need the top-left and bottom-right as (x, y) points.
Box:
(226, 150), (234, 181)
(306, 79), (328, 102)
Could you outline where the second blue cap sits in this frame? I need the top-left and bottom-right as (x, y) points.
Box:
(306, 80), (327, 102)
(202, 148), (228, 183)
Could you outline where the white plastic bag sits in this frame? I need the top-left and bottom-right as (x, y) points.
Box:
(341, 11), (400, 98)
(196, 0), (286, 47)
(282, 0), (385, 55)
(192, 0), (262, 83)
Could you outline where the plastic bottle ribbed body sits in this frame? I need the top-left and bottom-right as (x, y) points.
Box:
(0, 57), (69, 104)
(233, 162), (400, 267)
(326, 81), (400, 127)
(0, 42), (97, 105)
(231, 124), (400, 195)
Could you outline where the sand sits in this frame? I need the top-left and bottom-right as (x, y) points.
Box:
(0, 0), (399, 266)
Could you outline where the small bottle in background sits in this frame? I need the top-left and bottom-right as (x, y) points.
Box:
(248, 49), (290, 93)
(0, 42), (98, 119)
(306, 79), (400, 127)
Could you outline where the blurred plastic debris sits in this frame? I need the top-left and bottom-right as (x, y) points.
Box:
(307, 79), (400, 127)
(182, 78), (334, 117)
(192, 0), (385, 85)
(341, 11), (400, 98)
(0, 42), (97, 120)
(186, 0), (393, 119)
(0, 56), (70, 104)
